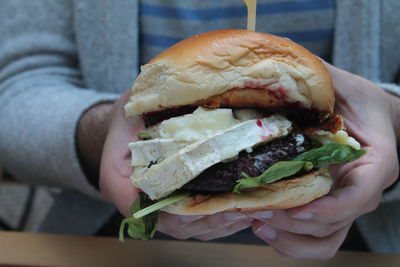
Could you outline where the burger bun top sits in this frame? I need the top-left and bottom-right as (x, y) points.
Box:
(125, 29), (334, 121)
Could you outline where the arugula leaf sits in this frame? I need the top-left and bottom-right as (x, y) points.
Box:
(233, 161), (313, 193)
(119, 192), (158, 241)
(119, 192), (189, 241)
(233, 144), (365, 193)
(133, 193), (189, 219)
(138, 130), (152, 140)
(293, 143), (366, 167)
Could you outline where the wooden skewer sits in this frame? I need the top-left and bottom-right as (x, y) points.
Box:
(243, 0), (257, 31)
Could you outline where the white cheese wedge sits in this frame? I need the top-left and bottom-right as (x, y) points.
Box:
(131, 115), (292, 200)
(311, 130), (361, 150)
(158, 107), (239, 142)
(129, 139), (186, 167)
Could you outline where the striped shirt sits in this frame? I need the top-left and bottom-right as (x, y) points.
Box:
(139, 0), (335, 65)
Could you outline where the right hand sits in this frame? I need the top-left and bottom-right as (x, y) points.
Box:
(99, 91), (252, 240)
(249, 63), (400, 259)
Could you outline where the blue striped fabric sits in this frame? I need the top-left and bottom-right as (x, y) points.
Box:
(141, 0), (334, 20)
(141, 29), (334, 49)
(139, 0), (335, 65)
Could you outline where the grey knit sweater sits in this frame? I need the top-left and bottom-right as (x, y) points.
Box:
(0, 0), (399, 253)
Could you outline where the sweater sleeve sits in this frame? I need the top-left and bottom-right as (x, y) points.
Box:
(0, 0), (118, 199)
(379, 83), (400, 202)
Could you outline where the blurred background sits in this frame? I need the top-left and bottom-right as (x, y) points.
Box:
(0, 164), (56, 232)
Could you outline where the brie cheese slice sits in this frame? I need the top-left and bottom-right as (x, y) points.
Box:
(129, 139), (186, 167)
(131, 115), (292, 200)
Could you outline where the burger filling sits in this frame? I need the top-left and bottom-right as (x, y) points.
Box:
(142, 104), (323, 128)
(121, 106), (365, 241)
(131, 106), (361, 200)
(130, 108), (294, 199)
(182, 134), (312, 193)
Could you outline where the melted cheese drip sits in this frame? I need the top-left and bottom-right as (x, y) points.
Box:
(243, 0), (257, 31)
(312, 130), (361, 150)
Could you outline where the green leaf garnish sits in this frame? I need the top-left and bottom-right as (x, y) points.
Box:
(293, 143), (366, 167)
(138, 130), (152, 140)
(233, 161), (312, 193)
(233, 144), (365, 193)
(119, 192), (158, 241)
(119, 192), (189, 241)
(133, 193), (189, 219)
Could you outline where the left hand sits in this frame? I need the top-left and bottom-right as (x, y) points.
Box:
(100, 91), (252, 240)
(248, 63), (400, 260)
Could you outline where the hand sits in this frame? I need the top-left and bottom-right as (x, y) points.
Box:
(249, 63), (400, 259)
(77, 102), (113, 187)
(99, 91), (141, 216)
(99, 91), (252, 240)
(158, 212), (252, 241)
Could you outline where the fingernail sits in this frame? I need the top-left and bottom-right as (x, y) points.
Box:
(224, 212), (247, 221)
(291, 212), (314, 220)
(250, 211), (274, 220)
(179, 215), (204, 224)
(256, 224), (277, 240)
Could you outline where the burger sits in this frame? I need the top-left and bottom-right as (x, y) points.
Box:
(120, 29), (365, 240)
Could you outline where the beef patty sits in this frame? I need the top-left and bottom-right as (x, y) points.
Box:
(181, 134), (313, 193)
(142, 104), (323, 128)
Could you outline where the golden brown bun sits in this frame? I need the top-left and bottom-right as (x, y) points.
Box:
(162, 168), (332, 215)
(125, 29), (334, 118)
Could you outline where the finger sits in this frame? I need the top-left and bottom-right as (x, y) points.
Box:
(286, 164), (384, 225)
(194, 219), (253, 241)
(100, 131), (138, 217)
(253, 221), (351, 260)
(330, 146), (399, 190)
(248, 210), (354, 238)
(100, 168), (137, 217)
(99, 92), (144, 217)
(322, 61), (396, 145)
(287, 185), (360, 223)
(157, 212), (205, 227)
(157, 212), (248, 240)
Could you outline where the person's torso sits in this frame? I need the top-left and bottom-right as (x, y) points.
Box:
(73, 0), (335, 95)
(139, 0), (335, 65)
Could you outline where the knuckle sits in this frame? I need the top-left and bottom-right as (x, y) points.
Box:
(205, 216), (224, 230)
(364, 195), (381, 214)
(276, 218), (295, 232)
(357, 188), (381, 215)
(313, 225), (335, 238)
(204, 220), (219, 230)
(318, 238), (341, 260)
(369, 198), (381, 213)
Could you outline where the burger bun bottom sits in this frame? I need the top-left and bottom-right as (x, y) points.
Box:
(162, 167), (332, 215)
